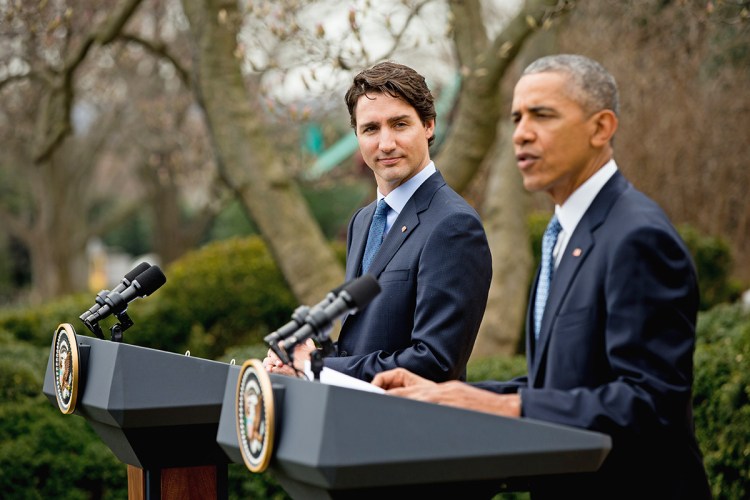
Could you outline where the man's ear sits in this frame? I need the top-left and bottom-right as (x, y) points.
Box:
(424, 118), (436, 140)
(590, 110), (618, 147)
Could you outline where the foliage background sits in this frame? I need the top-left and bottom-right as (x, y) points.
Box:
(1, 224), (747, 499)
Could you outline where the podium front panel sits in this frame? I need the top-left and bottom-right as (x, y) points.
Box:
(218, 372), (611, 491)
(43, 335), (231, 469)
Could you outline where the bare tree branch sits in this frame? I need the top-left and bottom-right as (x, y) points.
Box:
(33, 0), (144, 163)
(438, 0), (571, 193)
(117, 33), (191, 85)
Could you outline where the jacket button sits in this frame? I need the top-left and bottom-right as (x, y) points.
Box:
(340, 351), (348, 357)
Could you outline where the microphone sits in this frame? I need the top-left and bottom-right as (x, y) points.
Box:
(83, 266), (167, 326)
(80, 262), (152, 321)
(263, 279), (353, 346)
(280, 274), (380, 354)
(264, 305), (310, 362)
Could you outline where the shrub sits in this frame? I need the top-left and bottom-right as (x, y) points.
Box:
(125, 236), (297, 359)
(0, 337), (126, 499)
(693, 302), (750, 499)
(679, 224), (743, 310)
(0, 294), (92, 347)
(467, 355), (527, 383)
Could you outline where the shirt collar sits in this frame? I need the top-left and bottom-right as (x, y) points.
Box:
(377, 161), (436, 215)
(555, 159), (618, 235)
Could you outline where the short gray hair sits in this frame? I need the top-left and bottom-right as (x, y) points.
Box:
(523, 54), (619, 116)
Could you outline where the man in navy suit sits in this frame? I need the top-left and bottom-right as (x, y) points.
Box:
(373, 55), (711, 498)
(265, 61), (492, 382)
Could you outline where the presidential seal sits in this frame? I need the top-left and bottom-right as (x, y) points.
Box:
(52, 323), (80, 415)
(236, 359), (275, 473)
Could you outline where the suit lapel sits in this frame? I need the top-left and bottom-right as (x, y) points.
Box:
(530, 171), (631, 383)
(366, 171), (445, 278)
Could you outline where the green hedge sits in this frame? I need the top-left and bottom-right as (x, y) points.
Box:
(0, 237), (304, 360)
(0, 333), (126, 499)
(0, 229), (746, 498)
(1, 300), (749, 498)
(124, 236), (298, 359)
(0, 294), (92, 348)
(679, 225), (744, 310)
(694, 302), (750, 499)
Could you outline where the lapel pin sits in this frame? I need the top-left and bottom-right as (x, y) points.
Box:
(401, 226), (407, 233)
(572, 248), (582, 257)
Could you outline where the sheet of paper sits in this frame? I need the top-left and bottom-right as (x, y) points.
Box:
(304, 361), (385, 394)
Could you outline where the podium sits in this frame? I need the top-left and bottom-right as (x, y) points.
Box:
(42, 332), (232, 499)
(217, 366), (612, 499)
(44, 331), (611, 499)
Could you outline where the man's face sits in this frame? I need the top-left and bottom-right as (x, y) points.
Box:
(354, 92), (434, 195)
(511, 72), (601, 205)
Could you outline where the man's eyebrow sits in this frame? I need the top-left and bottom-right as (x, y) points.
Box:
(358, 120), (379, 130)
(511, 105), (557, 118)
(359, 114), (414, 130)
(528, 105), (557, 114)
(387, 114), (412, 124)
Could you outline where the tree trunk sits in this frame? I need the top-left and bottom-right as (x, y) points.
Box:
(471, 124), (533, 358)
(24, 155), (92, 300)
(438, 0), (563, 193)
(438, 0), (568, 356)
(180, 0), (344, 306)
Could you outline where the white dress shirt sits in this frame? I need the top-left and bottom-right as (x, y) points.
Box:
(553, 160), (618, 267)
(376, 161), (437, 235)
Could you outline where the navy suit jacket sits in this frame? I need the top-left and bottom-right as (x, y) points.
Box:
(475, 171), (710, 498)
(323, 171), (492, 382)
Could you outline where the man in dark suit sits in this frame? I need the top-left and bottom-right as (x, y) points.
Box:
(265, 61), (492, 382)
(373, 54), (711, 498)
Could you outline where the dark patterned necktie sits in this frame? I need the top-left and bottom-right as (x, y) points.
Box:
(534, 214), (562, 340)
(361, 199), (389, 273)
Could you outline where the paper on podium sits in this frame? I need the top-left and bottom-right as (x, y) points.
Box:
(303, 361), (385, 394)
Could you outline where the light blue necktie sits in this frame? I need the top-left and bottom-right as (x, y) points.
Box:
(361, 199), (389, 274)
(534, 214), (562, 340)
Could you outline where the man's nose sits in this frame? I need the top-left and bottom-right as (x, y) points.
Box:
(512, 117), (533, 145)
(379, 129), (396, 151)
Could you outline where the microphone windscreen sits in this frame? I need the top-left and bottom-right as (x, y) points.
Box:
(124, 262), (152, 282)
(330, 278), (355, 296)
(344, 274), (381, 308)
(134, 266), (167, 296)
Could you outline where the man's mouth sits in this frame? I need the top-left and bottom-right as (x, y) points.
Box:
(516, 152), (539, 169)
(379, 157), (401, 166)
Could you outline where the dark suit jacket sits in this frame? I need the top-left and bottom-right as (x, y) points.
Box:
(323, 171), (492, 382)
(475, 171), (711, 498)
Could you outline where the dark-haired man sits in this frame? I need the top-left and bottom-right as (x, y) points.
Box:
(265, 61), (492, 382)
(373, 54), (711, 498)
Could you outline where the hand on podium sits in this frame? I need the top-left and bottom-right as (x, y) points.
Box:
(263, 339), (316, 376)
(372, 368), (521, 418)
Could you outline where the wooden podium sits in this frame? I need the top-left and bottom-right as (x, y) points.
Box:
(42, 331), (232, 499)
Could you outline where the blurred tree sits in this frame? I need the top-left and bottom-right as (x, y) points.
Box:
(433, 0), (571, 356)
(179, 0), (346, 305)
(556, 0), (750, 281)
(0, 0), (573, 351)
(179, 0), (568, 344)
(0, 0), (227, 300)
